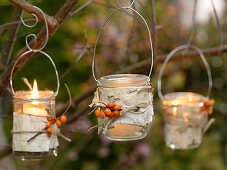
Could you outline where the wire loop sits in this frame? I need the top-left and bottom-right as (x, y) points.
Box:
(10, 50), (60, 96)
(20, 6), (49, 52)
(10, 6), (60, 96)
(92, 3), (154, 81)
(157, 44), (212, 100)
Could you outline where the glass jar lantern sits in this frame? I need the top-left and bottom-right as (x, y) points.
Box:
(90, 1), (154, 141)
(10, 51), (60, 160)
(158, 45), (214, 149)
(92, 74), (154, 141)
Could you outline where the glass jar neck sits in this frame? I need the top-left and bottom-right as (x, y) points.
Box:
(97, 74), (151, 88)
(13, 90), (55, 102)
(162, 92), (206, 106)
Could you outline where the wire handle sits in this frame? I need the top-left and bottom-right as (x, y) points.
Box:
(92, 0), (154, 81)
(10, 6), (60, 96)
(20, 6), (49, 52)
(157, 44), (212, 100)
(10, 50), (60, 96)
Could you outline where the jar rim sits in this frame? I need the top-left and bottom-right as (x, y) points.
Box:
(97, 74), (151, 88)
(162, 92), (206, 106)
(13, 90), (55, 102)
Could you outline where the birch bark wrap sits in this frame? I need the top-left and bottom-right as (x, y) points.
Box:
(92, 87), (154, 131)
(13, 112), (59, 152)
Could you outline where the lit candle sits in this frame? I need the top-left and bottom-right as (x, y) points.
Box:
(162, 92), (209, 149)
(23, 80), (49, 117)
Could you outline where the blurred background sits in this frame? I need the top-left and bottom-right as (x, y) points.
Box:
(0, 0), (227, 169)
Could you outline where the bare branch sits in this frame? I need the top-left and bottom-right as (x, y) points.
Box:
(0, 6), (22, 69)
(0, 19), (35, 30)
(9, 0), (55, 30)
(54, 0), (79, 25)
(0, 0), (80, 96)
(70, 0), (94, 16)
(151, 0), (157, 56)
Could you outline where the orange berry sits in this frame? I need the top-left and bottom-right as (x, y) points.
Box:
(56, 120), (62, 127)
(60, 115), (67, 123)
(47, 127), (52, 133)
(47, 116), (52, 122)
(104, 108), (112, 117)
(95, 110), (101, 117)
(109, 111), (114, 118)
(47, 116), (55, 123)
(46, 121), (51, 128)
(113, 111), (120, 117)
(47, 132), (52, 137)
(107, 102), (115, 108)
(100, 111), (105, 119)
(114, 105), (121, 111)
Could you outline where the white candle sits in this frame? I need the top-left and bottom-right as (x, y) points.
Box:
(23, 105), (48, 117)
(22, 80), (48, 117)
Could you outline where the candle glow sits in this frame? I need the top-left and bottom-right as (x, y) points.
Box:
(32, 79), (39, 99)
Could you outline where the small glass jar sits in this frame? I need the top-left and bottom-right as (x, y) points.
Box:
(92, 74), (154, 141)
(13, 90), (58, 160)
(162, 92), (213, 149)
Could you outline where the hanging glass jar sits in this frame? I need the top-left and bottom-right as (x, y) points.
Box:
(89, 0), (154, 141)
(10, 51), (60, 160)
(9, 6), (63, 160)
(158, 44), (215, 149)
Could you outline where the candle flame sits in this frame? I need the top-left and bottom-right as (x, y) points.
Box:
(189, 95), (193, 102)
(32, 79), (38, 98)
(173, 107), (177, 116)
(172, 100), (179, 106)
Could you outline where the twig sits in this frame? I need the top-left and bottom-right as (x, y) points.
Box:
(151, 0), (157, 55)
(70, 0), (94, 16)
(22, 77), (32, 90)
(0, 6), (22, 69)
(60, 44), (89, 80)
(210, 0), (223, 53)
(203, 118), (215, 134)
(187, 0), (197, 45)
(0, 19), (35, 30)
(9, 0), (55, 29)
(0, 115), (13, 119)
(27, 127), (46, 143)
(0, 0), (80, 96)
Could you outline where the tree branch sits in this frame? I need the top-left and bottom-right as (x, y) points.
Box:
(0, 0), (80, 96)
(0, 6), (22, 69)
(9, 0), (55, 31)
(0, 19), (35, 30)
(58, 44), (227, 124)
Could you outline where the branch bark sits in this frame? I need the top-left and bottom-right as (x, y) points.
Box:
(9, 0), (55, 31)
(0, 0), (79, 96)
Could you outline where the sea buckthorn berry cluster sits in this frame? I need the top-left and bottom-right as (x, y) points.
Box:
(45, 114), (67, 137)
(200, 99), (215, 115)
(94, 102), (122, 119)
